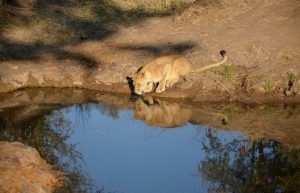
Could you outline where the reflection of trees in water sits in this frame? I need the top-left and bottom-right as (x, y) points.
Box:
(199, 129), (300, 193)
(96, 103), (120, 120)
(0, 103), (122, 192)
(73, 103), (120, 120)
(0, 107), (93, 193)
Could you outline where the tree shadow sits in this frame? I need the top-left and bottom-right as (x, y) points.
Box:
(0, 0), (194, 66)
(0, 40), (100, 68)
(116, 41), (198, 56)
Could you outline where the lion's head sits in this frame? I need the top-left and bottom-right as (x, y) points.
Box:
(133, 71), (149, 95)
(133, 98), (151, 120)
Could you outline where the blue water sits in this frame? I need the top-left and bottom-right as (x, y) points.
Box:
(59, 104), (245, 193)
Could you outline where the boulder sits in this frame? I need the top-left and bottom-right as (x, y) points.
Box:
(0, 141), (64, 193)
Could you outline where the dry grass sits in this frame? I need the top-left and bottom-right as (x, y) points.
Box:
(1, 0), (194, 46)
(136, 0), (190, 13)
(0, 0), (225, 62)
(112, 0), (193, 12)
(1, 0), (225, 47)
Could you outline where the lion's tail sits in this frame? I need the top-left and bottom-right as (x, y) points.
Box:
(190, 50), (227, 73)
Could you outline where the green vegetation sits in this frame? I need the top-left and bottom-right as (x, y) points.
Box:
(287, 71), (296, 85)
(224, 108), (237, 120)
(222, 65), (236, 81)
(263, 79), (274, 92)
(282, 53), (294, 61)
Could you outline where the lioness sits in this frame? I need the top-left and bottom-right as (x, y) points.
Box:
(133, 97), (192, 128)
(133, 50), (227, 95)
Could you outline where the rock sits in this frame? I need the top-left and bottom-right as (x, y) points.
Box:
(252, 85), (267, 94)
(292, 79), (300, 95)
(0, 141), (64, 193)
(284, 89), (294, 96)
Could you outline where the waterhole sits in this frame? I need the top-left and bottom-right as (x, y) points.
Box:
(0, 89), (299, 193)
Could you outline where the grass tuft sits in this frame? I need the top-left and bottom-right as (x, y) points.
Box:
(287, 71), (296, 88)
(287, 72), (296, 84)
(263, 79), (274, 92)
(282, 53), (294, 61)
(137, 0), (190, 14)
(222, 65), (236, 81)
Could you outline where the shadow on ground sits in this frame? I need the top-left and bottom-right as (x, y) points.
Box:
(0, 0), (194, 65)
(116, 41), (198, 56)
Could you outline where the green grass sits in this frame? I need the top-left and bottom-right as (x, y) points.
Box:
(282, 53), (294, 61)
(263, 79), (274, 92)
(287, 72), (296, 84)
(224, 108), (237, 120)
(222, 65), (236, 81)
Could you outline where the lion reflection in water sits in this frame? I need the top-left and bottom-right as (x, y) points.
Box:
(133, 97), (192, 128)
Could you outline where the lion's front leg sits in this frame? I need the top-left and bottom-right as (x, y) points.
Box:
(155, 77), (167, 93)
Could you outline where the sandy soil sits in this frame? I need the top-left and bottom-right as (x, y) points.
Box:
(0, 0), (300, 102)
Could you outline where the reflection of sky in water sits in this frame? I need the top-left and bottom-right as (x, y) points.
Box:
(61, 104), (245, 193)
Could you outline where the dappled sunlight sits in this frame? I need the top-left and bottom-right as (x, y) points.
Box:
(0, 0), (195, 64)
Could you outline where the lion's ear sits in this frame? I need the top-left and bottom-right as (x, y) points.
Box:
(140, 72), (145, 77)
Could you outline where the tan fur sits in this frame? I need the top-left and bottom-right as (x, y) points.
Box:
(133, 50), (227, 95)
(133, 97), (192, 128)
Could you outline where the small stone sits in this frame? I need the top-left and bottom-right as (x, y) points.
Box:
(253, 86), (267, 94)
(284, 89), (294, 96)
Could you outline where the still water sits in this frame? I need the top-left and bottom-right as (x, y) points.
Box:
(65, 105), (244, 193)
(0, 90), (300, 193)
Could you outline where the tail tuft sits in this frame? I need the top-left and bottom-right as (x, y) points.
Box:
(220, 50), (226, 57)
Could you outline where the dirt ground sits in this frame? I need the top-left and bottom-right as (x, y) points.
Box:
(0, 0), (300, 102)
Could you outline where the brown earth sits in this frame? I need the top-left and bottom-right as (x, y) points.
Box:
(0, 0), (300, 102)
(0, 141), (64, 193)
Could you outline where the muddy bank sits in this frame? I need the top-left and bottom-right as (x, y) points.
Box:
(0, 141), (64, 193)
(1, 59), (300, 103)
(1, 88), (300, 147)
